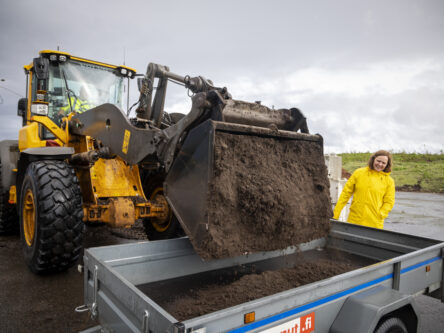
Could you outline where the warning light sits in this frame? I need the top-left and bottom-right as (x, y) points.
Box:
(426, 265), (431, 272)
(244, 312), (255, 324)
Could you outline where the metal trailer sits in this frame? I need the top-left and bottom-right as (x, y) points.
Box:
(79, 221), (444, 333)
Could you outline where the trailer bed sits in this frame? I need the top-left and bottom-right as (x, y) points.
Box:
(81, 221), (444, 333)
(139, 248), (375, 321)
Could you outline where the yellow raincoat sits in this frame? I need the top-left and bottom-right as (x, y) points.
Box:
(333, 166), (395, 229)
(60, 97), (94, 114)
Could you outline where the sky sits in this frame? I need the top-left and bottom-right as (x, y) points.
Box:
(1, 0), (443, 153)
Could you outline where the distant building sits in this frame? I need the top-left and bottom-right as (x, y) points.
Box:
(325, 154), (350, 221)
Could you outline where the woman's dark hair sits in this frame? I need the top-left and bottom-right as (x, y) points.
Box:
(368, 150), (393, 172)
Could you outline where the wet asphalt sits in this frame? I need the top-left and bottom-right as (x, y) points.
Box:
(384, 192), (444, 332)
(386, 192), (444, 241)
(0, 192), (443, 332)
(0, 225), (134, 333)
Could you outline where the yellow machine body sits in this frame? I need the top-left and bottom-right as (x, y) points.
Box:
(16, 50), (166, 228)
(5, 49), (325, 274)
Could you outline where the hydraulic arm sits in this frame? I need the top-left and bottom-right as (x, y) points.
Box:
(70, 63), (330, 259)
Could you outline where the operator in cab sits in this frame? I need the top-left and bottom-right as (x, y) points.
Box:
(59, 86), (95, 115)
(333, 150), (395, 229)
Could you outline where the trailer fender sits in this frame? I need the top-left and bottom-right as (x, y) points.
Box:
(0, 140), (19, 194)
(330, 285), (419, 333)
(16, 147), (75, 202)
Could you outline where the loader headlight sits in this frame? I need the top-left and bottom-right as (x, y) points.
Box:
(48, 54), (68, 62)
(31, 103), (48, 116)
(116, 66), (136, 78)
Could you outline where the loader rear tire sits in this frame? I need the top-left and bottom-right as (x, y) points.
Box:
(142, 175), (183, 240)
(19, 160), (84, 273)
(0, 160), (18, 234)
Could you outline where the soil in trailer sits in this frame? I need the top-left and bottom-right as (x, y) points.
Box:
(191, 132), (332, 260)
(139, 248), (374, 321)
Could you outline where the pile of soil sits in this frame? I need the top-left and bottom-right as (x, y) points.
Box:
(192, 132), (332, 259)
(155, 251), (363, 321)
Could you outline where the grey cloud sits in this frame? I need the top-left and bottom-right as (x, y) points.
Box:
(301, 88), (444, 152)
(1, 0), (443, 152)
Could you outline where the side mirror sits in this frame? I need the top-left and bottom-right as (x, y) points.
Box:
(17, 98), (27, 117)
(17, 98), (28, 126)
(33, 56), (49, 92)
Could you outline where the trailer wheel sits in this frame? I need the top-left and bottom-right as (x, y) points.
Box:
(19, 160), (84, 273)
(374, 317), (408, 333)
(0, 160), (18, 234)
(142, 175), (183, 240)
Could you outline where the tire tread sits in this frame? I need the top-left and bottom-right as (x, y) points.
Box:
(22, 160), (84, 273)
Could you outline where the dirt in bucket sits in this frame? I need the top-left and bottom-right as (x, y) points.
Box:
(190, 132), (332, 259)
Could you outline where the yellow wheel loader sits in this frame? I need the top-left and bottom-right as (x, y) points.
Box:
(0, 50), (331, 273)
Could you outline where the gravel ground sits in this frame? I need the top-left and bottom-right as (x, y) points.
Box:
(0, 192), (443, 332)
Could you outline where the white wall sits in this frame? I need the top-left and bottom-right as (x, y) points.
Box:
(324, 154), (350, 221)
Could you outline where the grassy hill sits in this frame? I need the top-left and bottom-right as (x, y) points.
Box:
(339, 153), (444, 193)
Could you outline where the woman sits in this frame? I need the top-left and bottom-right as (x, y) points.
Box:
(333, 150), (395, 229)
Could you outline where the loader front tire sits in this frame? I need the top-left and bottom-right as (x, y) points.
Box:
(0, 160), (18, 234)
(19, 160), (84, 273)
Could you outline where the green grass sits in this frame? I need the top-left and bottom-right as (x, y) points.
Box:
(339, 153), (444, 193)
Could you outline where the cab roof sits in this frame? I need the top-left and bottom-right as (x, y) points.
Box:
(23, 50), (137, 74)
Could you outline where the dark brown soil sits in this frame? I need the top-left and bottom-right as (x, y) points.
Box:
(154, 250), (365, 321)
(192, 132), (332, 259)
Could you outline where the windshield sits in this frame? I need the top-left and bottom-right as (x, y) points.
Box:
(45, 59), (125, 123)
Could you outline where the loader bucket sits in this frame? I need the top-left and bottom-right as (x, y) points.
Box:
(164, 119), (332, 260)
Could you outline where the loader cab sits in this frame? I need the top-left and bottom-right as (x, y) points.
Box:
(21, 50), (136, 142)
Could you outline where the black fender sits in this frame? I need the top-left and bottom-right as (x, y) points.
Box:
(0, 140), (19, 194)
(330, 286), (418, 333)
(16, 147), (74, 204)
